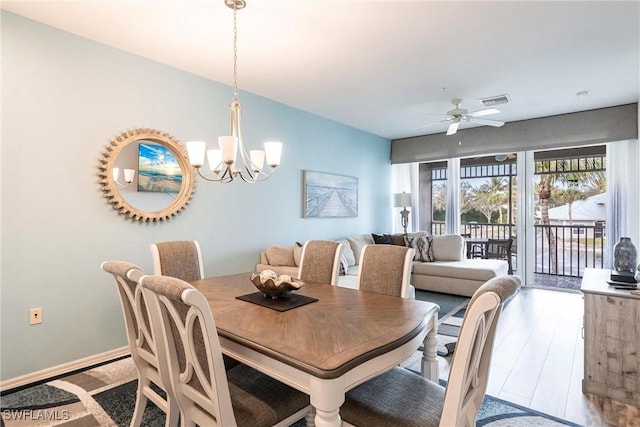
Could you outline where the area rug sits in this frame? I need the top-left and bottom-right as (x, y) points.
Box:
(0, 357), (582, 426)
(414, 290), (469, 356)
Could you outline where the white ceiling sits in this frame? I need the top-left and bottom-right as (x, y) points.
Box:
(3, 0), (639, 140)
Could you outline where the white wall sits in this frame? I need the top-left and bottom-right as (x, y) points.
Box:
(0, 13), (391, 380)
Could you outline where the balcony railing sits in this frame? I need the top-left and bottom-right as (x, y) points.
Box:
(431, 222), (513, 239)
(534, 224), (604, 277)
(430, 222), (605, 278)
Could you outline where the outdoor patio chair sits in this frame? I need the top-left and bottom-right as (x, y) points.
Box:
(484, 238), (513, 274)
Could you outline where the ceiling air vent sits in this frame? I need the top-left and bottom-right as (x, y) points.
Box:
(479, 94), (511, 107)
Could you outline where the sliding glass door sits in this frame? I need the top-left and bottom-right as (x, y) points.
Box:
(530, 146), (607, 289)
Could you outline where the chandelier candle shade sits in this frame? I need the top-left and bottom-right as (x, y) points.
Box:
(393, 192), (412, 234)
(186, 0), (282, 183)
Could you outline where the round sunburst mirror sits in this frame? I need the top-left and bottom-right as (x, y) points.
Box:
(98, 128), (196, 222)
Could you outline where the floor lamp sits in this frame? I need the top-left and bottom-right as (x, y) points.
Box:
(393, 192), (412, 234)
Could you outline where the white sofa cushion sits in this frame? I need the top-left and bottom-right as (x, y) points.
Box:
(338, 239), (357, 266)
(431, 234), (464, 261)
(347, 234), (375, 265)
(346, 265), (359, 276)
(412, 259), (508, 281)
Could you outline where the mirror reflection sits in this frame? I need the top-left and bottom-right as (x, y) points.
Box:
(99, 128), (195, 222)
(113, 140), (182, 212)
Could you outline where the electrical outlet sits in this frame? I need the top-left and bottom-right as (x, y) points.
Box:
(30, 308), (42, 325)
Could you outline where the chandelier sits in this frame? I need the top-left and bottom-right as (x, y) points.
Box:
(186, 0), (282, 183)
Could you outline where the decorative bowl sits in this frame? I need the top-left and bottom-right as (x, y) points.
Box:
(250, 270), (304, 299)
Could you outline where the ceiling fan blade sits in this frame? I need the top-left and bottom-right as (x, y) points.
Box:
(446, 121), (460, 135)
(468, 117), (505, 127)
(467, 108), (500, 118)
(413, 118), (450, 130)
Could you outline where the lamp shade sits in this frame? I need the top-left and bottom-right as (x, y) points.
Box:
(393, 192), (412, 208)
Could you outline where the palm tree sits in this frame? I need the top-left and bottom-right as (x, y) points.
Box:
(474, 177), (508, 224)
(580, 171), (606, 196)
(487, 177), (508, 224)
(555, 186), (587, 225)
(537, 172), (558, 273)
(536, 167), (604, 273)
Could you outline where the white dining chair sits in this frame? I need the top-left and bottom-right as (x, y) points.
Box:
(340, 275), (521, 427)
(101, 260), (178, 427)
(139, 274), (312, 427)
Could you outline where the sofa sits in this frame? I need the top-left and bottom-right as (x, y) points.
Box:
(256, 233), (508, 297)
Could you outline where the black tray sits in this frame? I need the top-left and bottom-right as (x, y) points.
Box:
(607, 280), (639, 289)
(236, 292), (318, 312)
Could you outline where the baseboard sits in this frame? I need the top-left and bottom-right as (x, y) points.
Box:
(0, 346), (129, 393)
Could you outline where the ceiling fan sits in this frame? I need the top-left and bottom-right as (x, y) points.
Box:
(495, 153), (516, 162)
(416, 98), (505, 136)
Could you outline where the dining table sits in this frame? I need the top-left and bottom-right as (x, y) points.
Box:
(189, 272), (440, 427)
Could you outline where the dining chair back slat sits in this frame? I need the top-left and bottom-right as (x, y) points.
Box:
(356, 245), (415, 298)
(101, 261), (178, 427)
(150, 240), (204, 282)
(298, 240), (343, 285)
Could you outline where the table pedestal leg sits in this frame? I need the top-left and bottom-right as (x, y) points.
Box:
(422, 314), (439, 382)
(310, 377), (344, 427)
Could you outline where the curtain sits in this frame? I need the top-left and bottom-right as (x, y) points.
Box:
(445, 158), (460, 235)
(606, 140), (640, 268)
(409, 162), (420, 232)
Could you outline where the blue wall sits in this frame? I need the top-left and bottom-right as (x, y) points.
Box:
(0, 12), (391, 381)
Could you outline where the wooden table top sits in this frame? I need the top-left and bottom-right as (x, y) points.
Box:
(581, 268), (640, 299)
(190, 273), (439, 379)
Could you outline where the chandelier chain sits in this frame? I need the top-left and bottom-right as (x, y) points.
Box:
(185, 0), (281, 184)
(232, 5), (239, 102)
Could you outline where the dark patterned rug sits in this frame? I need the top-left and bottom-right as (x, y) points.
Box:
(415, 290), (469, 356)
(1, 357), (582, 426)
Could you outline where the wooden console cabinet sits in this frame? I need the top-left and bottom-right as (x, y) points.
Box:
(581, 268), (640, 406)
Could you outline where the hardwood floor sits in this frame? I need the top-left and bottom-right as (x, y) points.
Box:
(403, 287), (640, 426)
